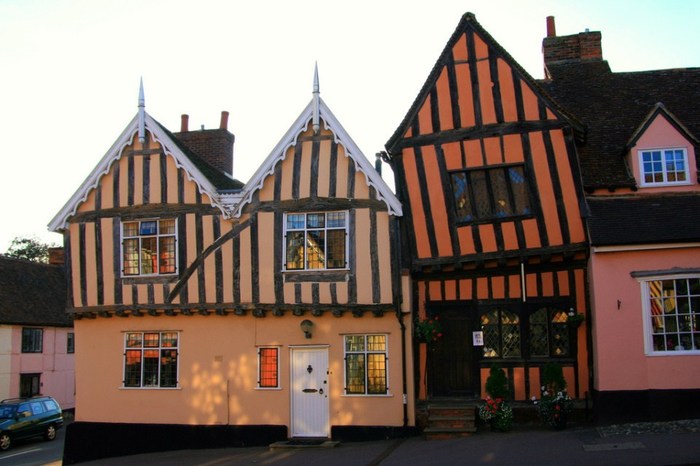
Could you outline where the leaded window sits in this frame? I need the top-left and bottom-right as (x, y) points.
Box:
(645, 277), (700, 353)
(451, 164), (532, 223)
(124, 332), (179, 388)
(122, 219), (177, 276)
(344, 334), (388, 395)
(258, 347), (279, 388)
(284, 212), (348, 271)
(481, 308), (521, 358)
(529, 307), (570, 357)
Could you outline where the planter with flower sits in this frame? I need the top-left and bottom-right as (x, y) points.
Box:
(533, 363), (573, 429)
(415, 316), (442, 344)
(478, 365), (513, 432)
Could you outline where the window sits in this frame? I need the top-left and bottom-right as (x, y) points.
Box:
(284, 212), (348, 270)
(529, 307), (570, 357)
(67, 332), (75, 354)
(21, 328), (43, 353)
(644, 277), (700, 353)
(122, 219), (177, 276)
(639, 149), (689, 186)
(258, 347), (279, 388)
(451, 164), (532, 223)
(124, 332), (179, 388)
(481, 307), (521, 358)
(344, 334), (388, 395)
(19, 374), (41, 397)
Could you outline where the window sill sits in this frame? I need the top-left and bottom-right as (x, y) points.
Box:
(283, 270), (351, 283)
(342, 393), (393, 398)
(121, 275), (179, 285)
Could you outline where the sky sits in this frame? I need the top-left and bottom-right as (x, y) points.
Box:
(1, 0), (698, 251)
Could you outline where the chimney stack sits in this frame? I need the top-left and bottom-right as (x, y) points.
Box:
(173, 111), (235, 177)
(542, 15), (603, 74)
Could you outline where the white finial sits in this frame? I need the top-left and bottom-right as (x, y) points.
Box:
(138, 77), (146, 144)
(312, 62), (320, 134)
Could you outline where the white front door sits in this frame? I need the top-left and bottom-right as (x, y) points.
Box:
(290, 347), (329, 438)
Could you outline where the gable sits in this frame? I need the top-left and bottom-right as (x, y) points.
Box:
(235, 97), (401, 217)
(49, 113), (239, 232)
(386, 12), (582, 153)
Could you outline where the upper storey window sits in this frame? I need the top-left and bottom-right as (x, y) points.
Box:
(122, 219), (177, 276)
(639, 149), (690, 186)
(451, 164), (533, 224)
(284, 212), (348, 271)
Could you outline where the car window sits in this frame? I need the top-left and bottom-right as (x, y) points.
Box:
(0, 406), (16, 418)
(17, 403), (30, 415)
(43, 400), (58, 411)
(29, 402), (44, 415)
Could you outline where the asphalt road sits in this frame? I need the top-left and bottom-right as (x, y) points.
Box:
(0, 427), (64, 466)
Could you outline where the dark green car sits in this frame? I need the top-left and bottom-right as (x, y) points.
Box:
(0, 396), (63, 451)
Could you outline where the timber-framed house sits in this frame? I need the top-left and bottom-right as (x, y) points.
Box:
(384, 13), (590, 402)
(50, 75), (411, 462)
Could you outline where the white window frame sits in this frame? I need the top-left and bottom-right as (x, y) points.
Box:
(121, 218), (178, 277)
(282, 211), (349, 271)
(343, 334), (389, 396)
(639, 274), (700, 356)
(257, 346), (281, 389)
(122, 331), (180, 388)
(638, 148), (691, 187)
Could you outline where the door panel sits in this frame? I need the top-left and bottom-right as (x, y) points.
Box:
(291, 347), (329, 437)
(428, 309), (478, 397)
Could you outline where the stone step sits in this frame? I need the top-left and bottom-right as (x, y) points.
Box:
(424, 426), (477, 440)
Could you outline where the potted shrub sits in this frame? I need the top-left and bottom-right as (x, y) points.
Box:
(534, 363), (573, 429)
(478, 365), (513, 432)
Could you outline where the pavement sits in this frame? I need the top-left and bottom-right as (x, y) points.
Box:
(79, 420), (700, 466)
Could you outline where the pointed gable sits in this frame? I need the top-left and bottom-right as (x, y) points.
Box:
(49, 112), (243, 232)
(234, 97), (401, 217)
(386, 12), (582, 154)
(626, 103), (699, 151)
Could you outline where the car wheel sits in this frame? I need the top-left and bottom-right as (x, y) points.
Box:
(44, 425), (57, 441)
(0, 432), (10, 451)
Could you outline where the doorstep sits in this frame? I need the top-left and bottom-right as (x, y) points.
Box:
(269, 438), (340, 449)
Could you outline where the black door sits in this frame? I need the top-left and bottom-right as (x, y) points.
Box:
(427, 308), (479, 397)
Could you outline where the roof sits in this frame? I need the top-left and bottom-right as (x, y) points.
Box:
(234, 95), (402, 217)
(540, 62), (700, 191)
(0, 256), (71, 327)
(49, 112), (243, 232)
(587, 193), (700, 246)
(385, 12), (583, 153)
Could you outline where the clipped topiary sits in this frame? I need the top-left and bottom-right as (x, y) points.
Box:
(485, 364), (509, 399)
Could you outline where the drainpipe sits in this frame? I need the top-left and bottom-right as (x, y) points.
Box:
(391, 214), (409, 428)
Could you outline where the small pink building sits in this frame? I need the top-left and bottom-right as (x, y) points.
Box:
(542, 18), (700, 422)
(0, 254), (75, 410)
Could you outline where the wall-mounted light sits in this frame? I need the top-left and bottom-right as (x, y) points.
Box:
(300, 319), (314, 339)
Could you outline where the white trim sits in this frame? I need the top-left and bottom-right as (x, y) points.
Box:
(343, 334), (389, 396)
(637, 147), (692, 188)
(282, 211), (350, 272)
(592, 243), (700, 253)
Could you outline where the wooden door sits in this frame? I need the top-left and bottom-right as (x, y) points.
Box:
(428, 309), (479, 397)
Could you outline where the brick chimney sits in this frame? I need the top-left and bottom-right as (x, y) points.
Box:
(542, 16), (603, 73)
(173, 111), (235, 177)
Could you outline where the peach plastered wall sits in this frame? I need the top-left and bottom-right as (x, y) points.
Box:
(589, 246), (700, 392)
(74, 310), (413, 428)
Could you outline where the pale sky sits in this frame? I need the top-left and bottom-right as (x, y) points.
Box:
(1, 0), (698, 251)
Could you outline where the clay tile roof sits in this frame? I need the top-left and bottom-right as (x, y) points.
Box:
(540, 63), (700, 191)
(586, 193), (700, 246)
(0, 256), (71, 327)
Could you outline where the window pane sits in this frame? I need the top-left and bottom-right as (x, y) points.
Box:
(529, 308), (549, 357)
(140, 221), (157, 235)
(159, 219), (176, 235)
(126, 333), (143, 348)
(159, 236), (176, 273)
(143, 333), (160, 347)
(286, 214), (305, 230)
(367, 353), (387, 394)
(501, 309), (521, 358)
(124, 350), (142, 387)
(307, 213), (325, 228)
(306, 231), (325, 269)
(326, 229), (345, 269)
(286, 231), (305, 270)
(345, 335), (365, 352)
(451, 172), (474, 222)
(160, 349), (178, 387)
(141, 237), (157, 274)
(345, 354), (365, 394)
(327, 212), (346, 228)
(367, 335), (386, 351)
(161, 333), (178, 347)
(123, 238), (139, 275)
(142, 350), (159, 387)
(509, 167), (531, 215)
(471, 170), (491, 218)
(490, 169), (511, 217)
(259, 348), (279, 388)
(123, 222), (138, 237)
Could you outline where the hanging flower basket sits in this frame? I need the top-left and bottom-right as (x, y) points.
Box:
(415, 316), (443, 343)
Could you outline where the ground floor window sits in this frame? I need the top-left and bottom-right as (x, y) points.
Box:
(644, 277), (700, 353)
(258, 347), (279, 388)
(124, 332), (179, 388)
(19, 373), (41, 397)
(344, 334), (388, 395)
(480, 303), (572, 359)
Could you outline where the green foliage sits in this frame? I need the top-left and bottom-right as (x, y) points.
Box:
(4, 236), (56, 263)
(541, 362), (567, 394)
(535, 363), (573, 429)
(415, 316), (442, 343)
(485, 365), (510, 399)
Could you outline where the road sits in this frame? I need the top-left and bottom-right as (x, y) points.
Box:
(0, 427), (64, 466)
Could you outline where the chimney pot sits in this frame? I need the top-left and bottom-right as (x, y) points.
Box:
(220, 111), (229, 130)
(181, 114), (189, 132)
(546, 16), (556, 37)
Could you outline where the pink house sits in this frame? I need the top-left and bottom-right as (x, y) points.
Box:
(0, 252), (75, 410)
(542, 17), (700, 422)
